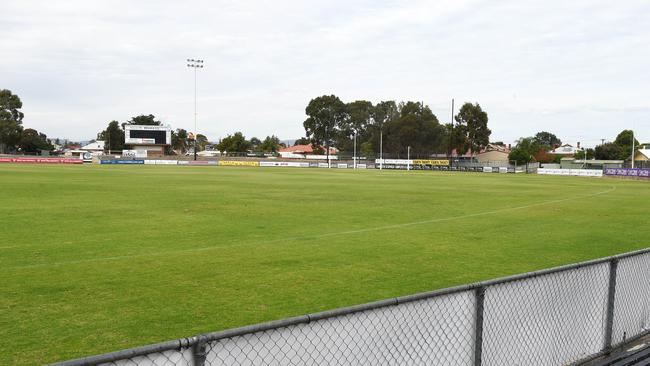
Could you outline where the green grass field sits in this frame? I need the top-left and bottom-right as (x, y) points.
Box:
(1, 164), (649, 365)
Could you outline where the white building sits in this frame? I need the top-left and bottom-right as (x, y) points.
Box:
(550, 144), (580, 156)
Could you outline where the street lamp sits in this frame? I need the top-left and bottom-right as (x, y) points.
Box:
(187, 58), (204, 161)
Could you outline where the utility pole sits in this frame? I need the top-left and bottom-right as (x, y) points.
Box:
(186, 59), (204, 161)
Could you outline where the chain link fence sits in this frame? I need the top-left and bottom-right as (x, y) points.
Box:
(51, 248), (650, 366)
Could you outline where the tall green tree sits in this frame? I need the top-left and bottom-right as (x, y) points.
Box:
(594, 142), (623, 160)
(249, 137), (262, 151)
(0, 89), (24, 153)
(216, 132), (251, 153)
(260, 135), (281, 153)
(383, 102), (445, 156)
(455, 103), (491, 153)
(126, 114), (162, 126)
(533, 131), (562, 150)
(337, 100), (373, 151)
(293, 137), (311, 146)
(303, 95), (347, 157)
(97, 121), (125, 152)
(196, 134), (208, 152)
(18, 128), (53, 154)
(614, 129), (639, 160)
(368, 100), (398, 155)
(508, 137), (540, 165)
(171, 128), (189, 154)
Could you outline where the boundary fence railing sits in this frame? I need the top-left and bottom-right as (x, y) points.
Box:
(51, 248), (650, 366)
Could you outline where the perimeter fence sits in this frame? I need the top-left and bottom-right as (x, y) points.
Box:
(52, 248), (650, 366)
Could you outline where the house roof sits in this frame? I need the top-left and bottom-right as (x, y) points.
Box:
(279, 144), (338, 154)
(635, 149), (650, 159)
(550, 144), (578, 155)
(81, 141), (105, 150)
(451, 144), (510, 158)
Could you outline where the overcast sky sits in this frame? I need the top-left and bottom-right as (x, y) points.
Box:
(2, 0), (649, 147)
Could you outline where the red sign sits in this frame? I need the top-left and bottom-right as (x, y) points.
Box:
(0, 157), (83, 164)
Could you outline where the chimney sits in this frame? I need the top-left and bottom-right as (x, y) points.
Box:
(577, 142), (581, 149)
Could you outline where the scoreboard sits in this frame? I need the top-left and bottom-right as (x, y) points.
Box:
(124, 125), (171, 145)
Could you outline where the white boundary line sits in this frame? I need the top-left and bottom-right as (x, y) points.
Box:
(6, 185), (617, 270)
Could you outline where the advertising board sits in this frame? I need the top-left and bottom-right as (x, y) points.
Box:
(219, 161), (260, 167)
(604, 168), (650, 178)
(100, 159), (144, 164)
(413, 159), (450, 166)
(259, 161), (310, 168)
(538, 169), (604, 177)
(0, 157), (83, 164)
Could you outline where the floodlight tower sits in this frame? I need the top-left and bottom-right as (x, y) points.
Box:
(187, 59), (204, 160)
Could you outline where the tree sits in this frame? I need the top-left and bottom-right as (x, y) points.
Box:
(455, 103), (491, 153)
(533, 132), (561, 150)
(126, 114), (162, 126)
(249, 137), (262, 151)
(259, 135), (281, 153)
(368, 100), (398, 155)
(97, 121), (125, 152)
(171, 128), (189, 154)
(0, 89), (24, 153)
(508, 137), (540, 165)
(336, 100), (373, 151)
(216, 132), (251, 153)
(293, 137), (310, 146)
(196, 134), (208, 152)
(18, 128), (53, 154)
(303, 95), (347, 160)
(383, 101), (445, 156)
(594, 142), (623, 160)
(573, 148), (595, 160)
(614, 130), (639, 160)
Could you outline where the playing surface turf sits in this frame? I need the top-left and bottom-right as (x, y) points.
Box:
(1, 164), (648, 365)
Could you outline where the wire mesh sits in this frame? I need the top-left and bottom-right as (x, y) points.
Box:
(205, 291), (476, 366)
(97, 348), (193, 366)
(481, 263), (610, 366)
(50, 249), (650, 366)
(612, 252), (650, 346)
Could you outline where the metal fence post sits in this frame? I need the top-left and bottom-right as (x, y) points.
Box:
(603, 258), (619, 352)
(192, 336), (207, 366)
(474, 286), (486, 366)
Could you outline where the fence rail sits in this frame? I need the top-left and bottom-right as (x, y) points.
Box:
(51, 248), (650, 366)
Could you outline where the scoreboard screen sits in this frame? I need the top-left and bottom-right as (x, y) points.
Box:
(125, 125), (171, 145)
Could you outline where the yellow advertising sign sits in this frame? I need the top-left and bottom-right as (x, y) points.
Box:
(218, 160), (260, 167)
(413, 159), (450, 166)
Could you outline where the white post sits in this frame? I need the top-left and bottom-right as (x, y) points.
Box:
(380, 128), (383, 171)
(353, 130), (357, 170)
(407, 146), (410, 171)
(632, 125), (635, 169)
